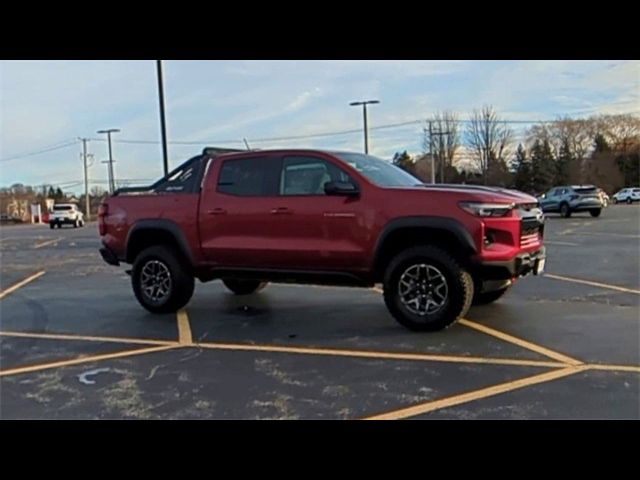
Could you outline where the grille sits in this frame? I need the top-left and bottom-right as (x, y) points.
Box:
(520, 218), (542, 248)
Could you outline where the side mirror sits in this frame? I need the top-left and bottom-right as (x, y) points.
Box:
(324, 181), (359, 196)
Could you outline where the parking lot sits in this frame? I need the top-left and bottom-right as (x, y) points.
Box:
(0, 205), (638, 419)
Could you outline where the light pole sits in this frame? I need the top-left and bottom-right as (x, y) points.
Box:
(156, 60), (169, 177)
(349, 99), (379, 154)
(97, 128), (120, 194)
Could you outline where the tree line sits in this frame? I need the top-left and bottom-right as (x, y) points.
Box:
(393, 108), (640, 194)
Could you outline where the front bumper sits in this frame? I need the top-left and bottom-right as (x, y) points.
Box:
(99, 246), (120, 266)
(474, 246), (546, 280)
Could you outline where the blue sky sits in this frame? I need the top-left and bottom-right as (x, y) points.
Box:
(1, 60), (638, 193)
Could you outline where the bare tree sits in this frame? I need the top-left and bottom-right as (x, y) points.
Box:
(466, 106), (513, 185)
(424, 111), (460, 183)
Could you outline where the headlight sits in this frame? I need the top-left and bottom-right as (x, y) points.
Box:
(459, 202), (514, 217)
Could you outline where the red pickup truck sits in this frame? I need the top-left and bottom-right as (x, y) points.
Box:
(99, 148), (545, 331)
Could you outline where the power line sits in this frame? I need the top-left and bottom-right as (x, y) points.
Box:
(0, 140), (79, 162)
(4, 110), (639, 164)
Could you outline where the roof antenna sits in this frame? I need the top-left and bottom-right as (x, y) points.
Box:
(243, 138), (251, 150)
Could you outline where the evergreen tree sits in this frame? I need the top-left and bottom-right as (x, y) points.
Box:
(512, 144), (532, 192)
(47, 186), (56, 198)
(556, 138), (573, 186)
(392, 151), (415, 173)
(55, 187), (64, 200)
(530, 139), (555, 193)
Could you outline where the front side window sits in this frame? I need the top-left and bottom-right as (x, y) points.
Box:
(332, 152), (421, 187)
(280, 156), (351, 196)
(217, 157), (279, 196)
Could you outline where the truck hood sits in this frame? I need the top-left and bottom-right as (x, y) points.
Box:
(396, 184), (538, 205)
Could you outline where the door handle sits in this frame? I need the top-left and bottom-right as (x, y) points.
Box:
(270, 207), (292, 215)
(207, 208), (227, 215)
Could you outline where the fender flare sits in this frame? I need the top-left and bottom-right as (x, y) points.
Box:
(373, 216), (477, 270)
(125, 219), (195, 265)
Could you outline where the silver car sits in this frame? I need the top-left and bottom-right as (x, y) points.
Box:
(538, 185), (603, 218)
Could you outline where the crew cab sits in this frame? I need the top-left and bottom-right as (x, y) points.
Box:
(98, 148), (545, 331)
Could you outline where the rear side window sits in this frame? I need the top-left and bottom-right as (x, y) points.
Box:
(217, 157), (280, 196)
(154, 160), (199, 194)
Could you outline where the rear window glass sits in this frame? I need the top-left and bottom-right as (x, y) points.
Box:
(574, 187), (597, 194)
(53, 205), (73, 211)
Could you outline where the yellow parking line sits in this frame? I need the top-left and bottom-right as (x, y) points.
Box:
(364, 365), (589, 420)
(0, 271), (46, 300)
(177, 309), (193, 345)
(33, 237), (62, 249)
(0, 344), (176, 377)
(587, 364), (640, 373)
(459, 319), (583, 366)
(0, 330), (175, 347)
(194, 341), (567, 369)
(544, 273), (640, 295)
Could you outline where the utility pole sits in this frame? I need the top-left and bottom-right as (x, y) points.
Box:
(79, 138), (91, 221)
(426, 123), (451, 184)
(429, 121), (434, 184)
(349, 100), (380, 154)
(156, 60), (169, 177)
(97, 129), (120, 194)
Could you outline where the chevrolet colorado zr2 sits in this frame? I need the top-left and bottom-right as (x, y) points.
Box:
(98, 148), (546, 331)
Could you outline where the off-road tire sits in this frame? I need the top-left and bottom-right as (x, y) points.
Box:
(131, 245), (194, 314)
(383, 246), (474, 331)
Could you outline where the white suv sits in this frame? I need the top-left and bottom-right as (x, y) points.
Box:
(49, 204), (85, 228)
(612, 188), (640, 204)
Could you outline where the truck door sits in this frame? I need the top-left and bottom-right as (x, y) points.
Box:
(198, 154), (282, 267)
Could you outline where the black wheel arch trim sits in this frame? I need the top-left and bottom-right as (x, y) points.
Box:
(373, 216), (477, 271)
(125, 219), (195, 265)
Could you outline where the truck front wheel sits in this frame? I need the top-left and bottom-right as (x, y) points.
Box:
(222, 279), (268, 295)
(383, 246), (474, 331)
(132, 245), (194, 314)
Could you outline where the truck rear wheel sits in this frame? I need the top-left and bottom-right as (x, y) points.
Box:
(222, 279), (268, 295)
(382, 246), (474, 331)
(132, 245), (194, 314)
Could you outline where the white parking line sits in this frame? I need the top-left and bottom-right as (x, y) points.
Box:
(33, 237), (62, 249)
(0, 271), (46, 300)
(543, 240), (579, 246)
(544, 273), (640, 295)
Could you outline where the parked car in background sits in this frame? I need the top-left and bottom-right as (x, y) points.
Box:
(538, 185), (603, 218)
(49, 204), (84, 228)
(0, 213), (22, 224)
(612, 188), (640, 204)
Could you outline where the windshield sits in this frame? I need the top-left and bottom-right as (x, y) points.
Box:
(332, 152), (422, 187)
